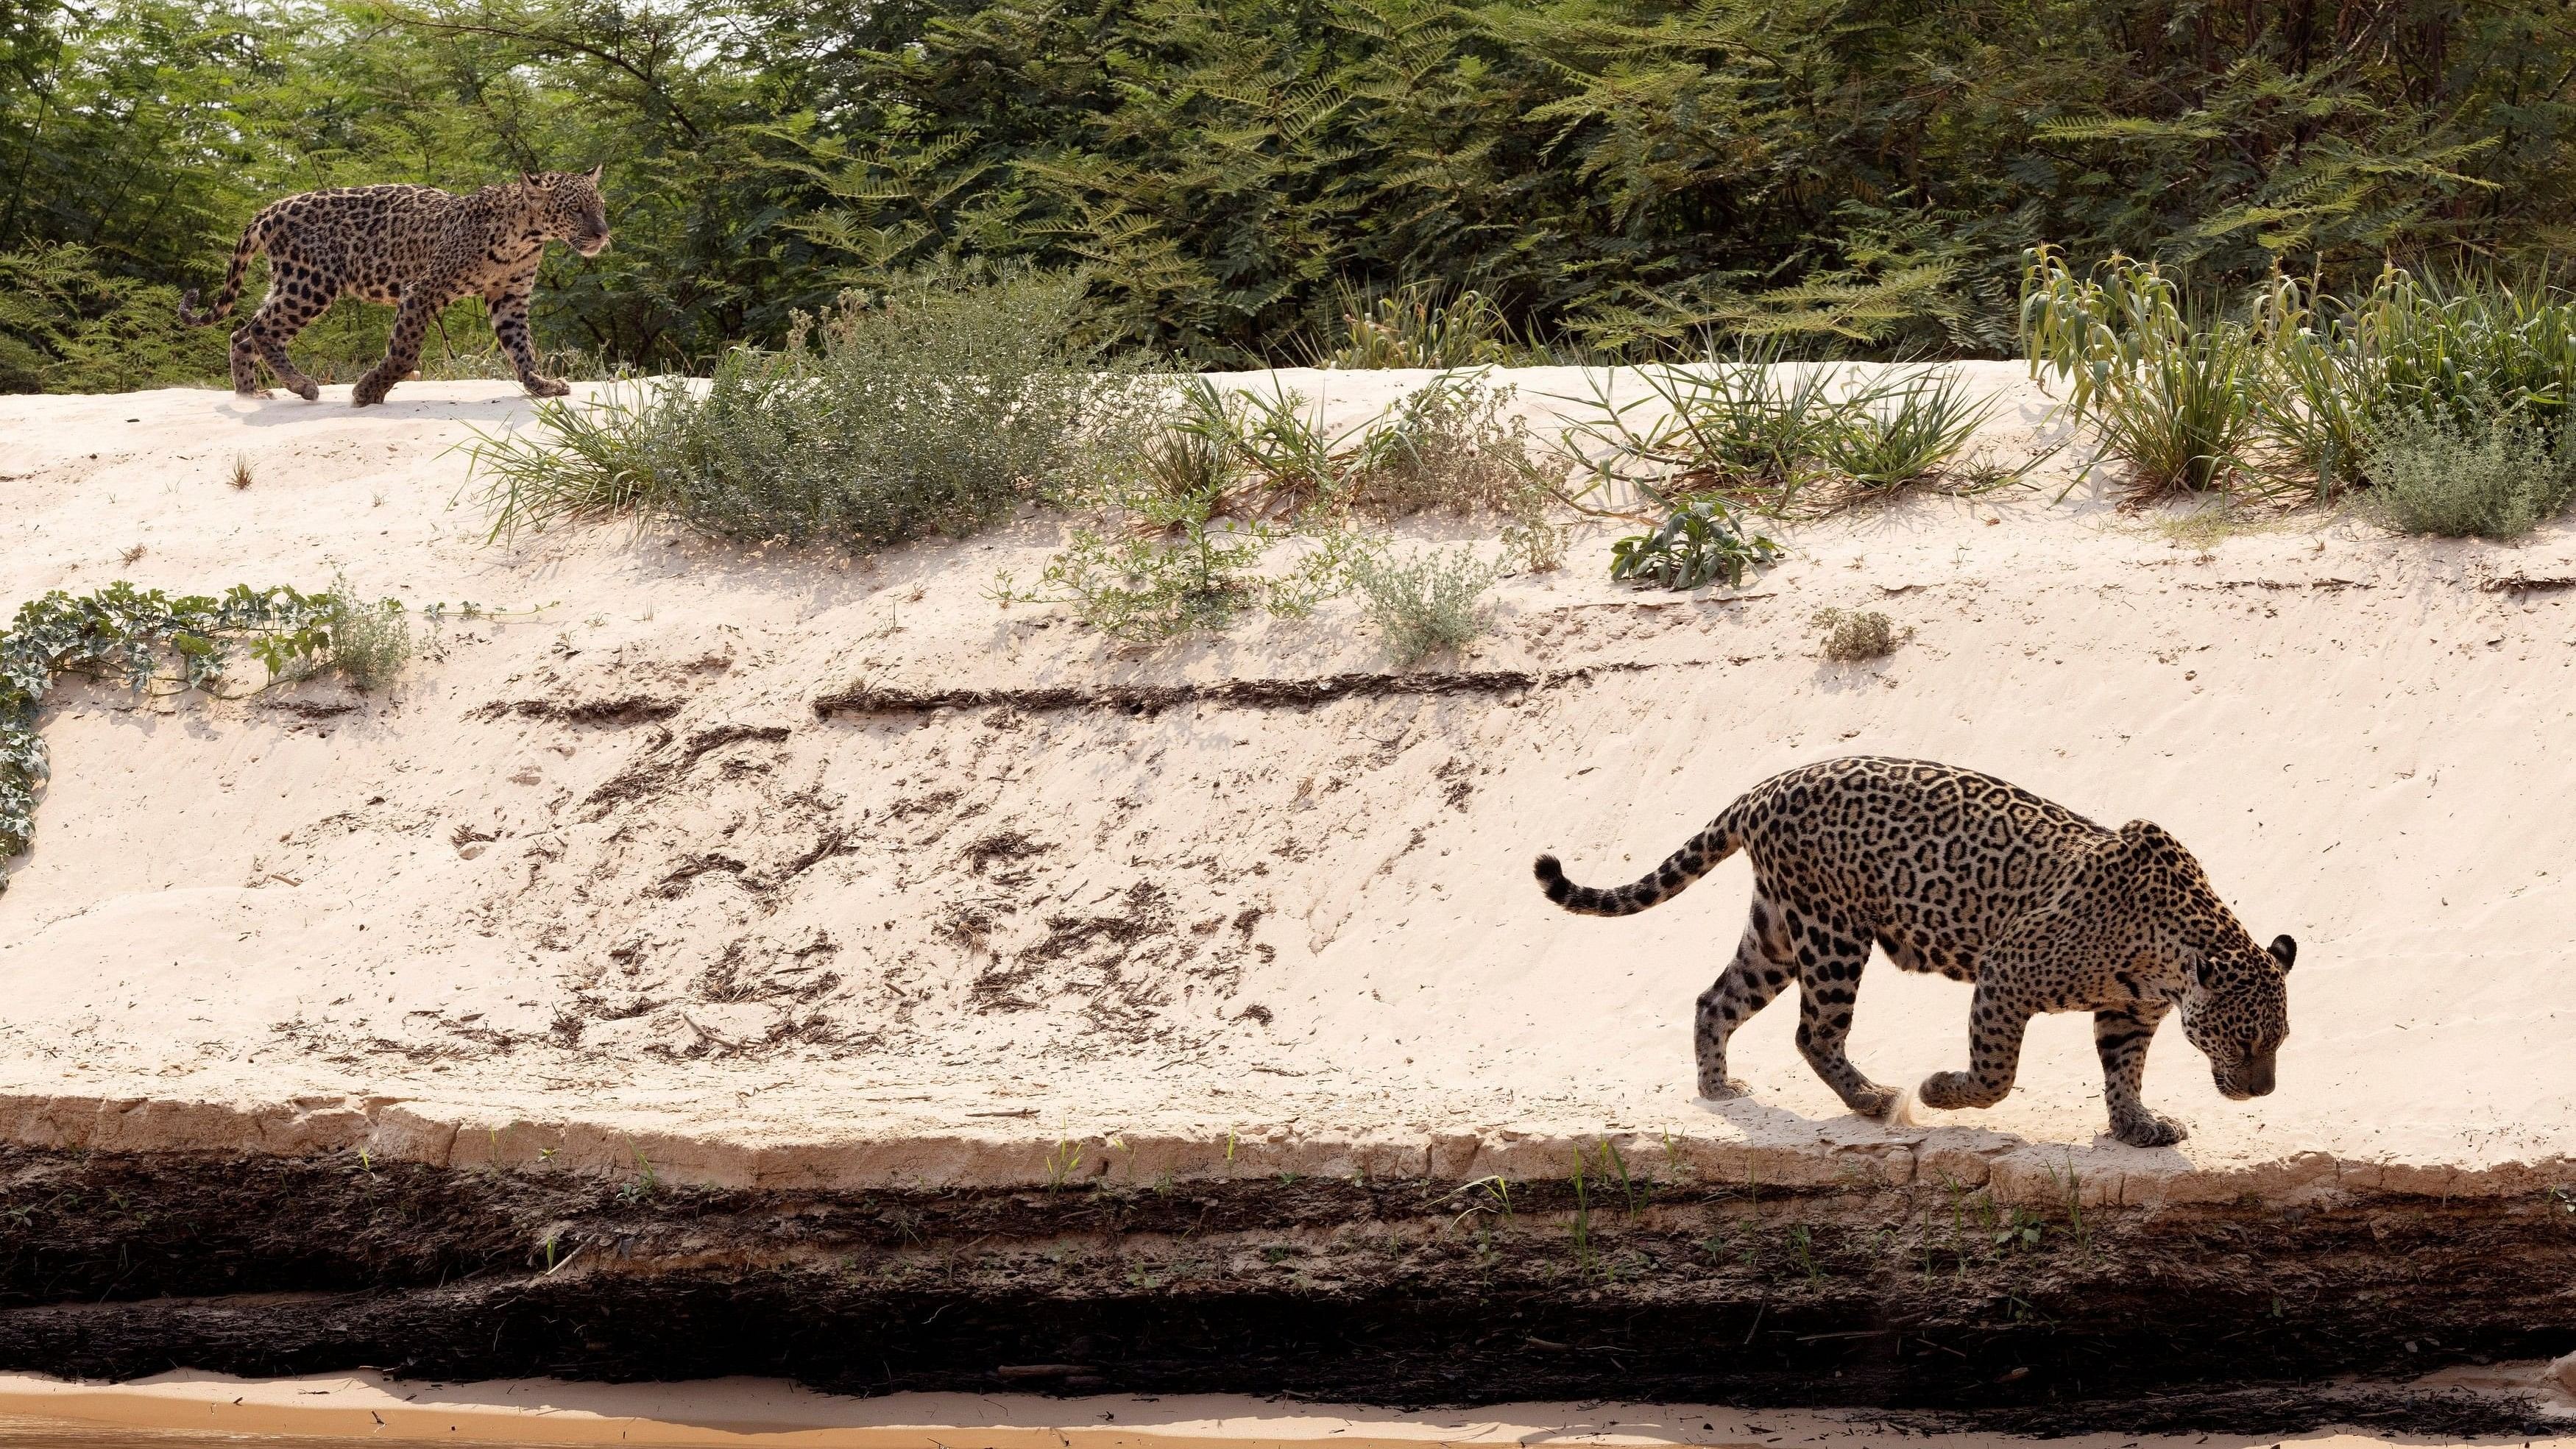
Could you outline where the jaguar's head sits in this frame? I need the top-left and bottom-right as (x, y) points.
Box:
(524, 165), (610, 256)
(2179, 932), (2294, 1099)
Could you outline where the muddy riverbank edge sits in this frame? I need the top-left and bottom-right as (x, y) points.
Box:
(1, 1097), (2572, 1436)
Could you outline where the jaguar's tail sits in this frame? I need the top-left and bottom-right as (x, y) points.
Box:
(179, 218), (264, 326)
(1534, 801), (1747, 917)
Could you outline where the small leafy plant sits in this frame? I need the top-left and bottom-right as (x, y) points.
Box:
(1610, 496), (1783, 589)
(1350, 546), (1503, 665)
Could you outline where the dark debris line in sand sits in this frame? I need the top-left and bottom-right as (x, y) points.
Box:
(811, 663), (1659, 719)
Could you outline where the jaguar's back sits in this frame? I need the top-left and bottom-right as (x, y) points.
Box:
(1727, 756), (2114, 982)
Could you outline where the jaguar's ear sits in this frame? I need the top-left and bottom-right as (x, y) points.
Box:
(585, 162), (604, 180)
(522, 171), (544, 188)
(2267, 935), (2296, 972)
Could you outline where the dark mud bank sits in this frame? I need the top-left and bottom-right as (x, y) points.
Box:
(2, 1147), (2571, 1435)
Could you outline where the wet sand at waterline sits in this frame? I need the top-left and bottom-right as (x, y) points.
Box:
(1, 1367), (2572, 1448)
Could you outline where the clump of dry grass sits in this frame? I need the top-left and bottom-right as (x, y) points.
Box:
(227, 453), (254, 490)
(1814, 607), (1907, 660)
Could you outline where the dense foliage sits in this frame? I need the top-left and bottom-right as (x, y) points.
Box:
(12, 0), (2576, 385)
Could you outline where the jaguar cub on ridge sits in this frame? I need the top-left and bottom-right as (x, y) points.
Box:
(178, 169), (609, 406)
(1535, 757), (2292, 1147)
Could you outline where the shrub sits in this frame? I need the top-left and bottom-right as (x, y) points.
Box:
(0, 244), (227, 394)
(324, 583), (416, 692)
(1019, 372), (1564, 639)
(1559, 341), (1852, 514)
(1312, 281), (1526, 369)
(1018, 392), (1365, 640)
(2257, 270), (2576, 497)
(2022, 249), (2266, 496)
(475, 266), (1138, 548)
(1813, 607), (1906, 660)
(2359, 410), (2576, 539)
(1344, 375), (1568, 567)
(1347, 375), (1553, 513)
(1351, 547), (1503, 665)
(1818, 370), (1995, 492)
(1608, 496), (1783, 589)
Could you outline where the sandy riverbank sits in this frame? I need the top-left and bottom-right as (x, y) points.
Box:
(4, 366), (2572, 1205)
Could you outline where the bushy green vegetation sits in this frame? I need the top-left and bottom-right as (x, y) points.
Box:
(1608, 497), (1781, 590)
(2360, 411), (2576, 539)
(16, 0), (2576, 387)
(474, 268), (1136, 547)
(1563, 350), (1998, 515)
(1017, 369), (1555, 640)
(2026, 249), (2576, 532)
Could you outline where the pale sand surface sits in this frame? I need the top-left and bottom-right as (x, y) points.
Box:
(0, 1369), (2569, 1448)
(1, 366), (2573, 1200)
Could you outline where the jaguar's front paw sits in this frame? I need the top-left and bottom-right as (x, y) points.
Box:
(525, 375), (572, 398)
(2107, 1108), (2190, 1148)
(351, 374), (393, 407)
(1845, 1083), (1903, 1119)
(1696, 1073), (1752, 1101)
(292, 380), (320, 401)
(1917, 1070), (1995, 1110)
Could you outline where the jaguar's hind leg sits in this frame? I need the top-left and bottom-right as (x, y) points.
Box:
(1792, 924), (1901, 1118)
(1693, 894), (1794, 1099)
(227, 325), (268, 397)
(355, 289), (441, 406)
(244, 266), (327, 401)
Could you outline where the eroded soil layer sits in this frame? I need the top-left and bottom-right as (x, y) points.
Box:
(1, 1149), (2569, 1436)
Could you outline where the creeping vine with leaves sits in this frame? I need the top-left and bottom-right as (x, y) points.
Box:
(0, 582), (423, 885)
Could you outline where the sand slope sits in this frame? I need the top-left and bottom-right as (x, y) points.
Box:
(1, 369), (2572, 1204)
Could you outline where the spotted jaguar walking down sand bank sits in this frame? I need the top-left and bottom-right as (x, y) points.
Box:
(177, 169), (609, 406)
(1536, 757), (2293, 1147)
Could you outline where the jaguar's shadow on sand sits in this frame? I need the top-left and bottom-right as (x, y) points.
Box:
(227, 389), (553, 426)
(1682, 1081), (2198, 1169)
